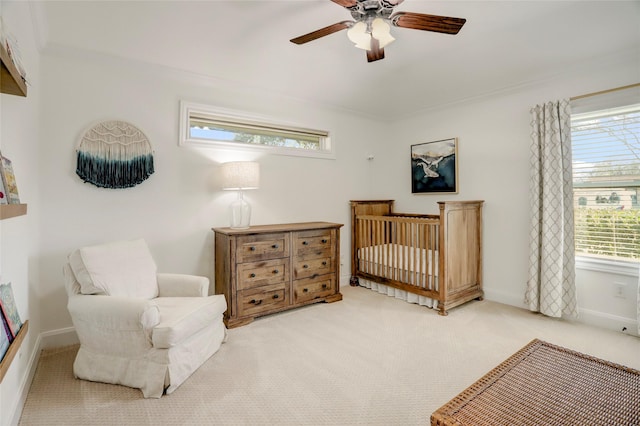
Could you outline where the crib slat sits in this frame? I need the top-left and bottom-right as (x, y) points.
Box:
(418, 222), (423, 288)
(385, 219), (389, 279)
(359, 217), (364, 274)
(376, 218), (381, 278)
(431, 225), (437, 291)
(392, 221), (397, 281)
(425, 222), (430, 288)
(365, 217), (371, 275)
(372, 217), (376, 276)
(398, 222), (408, 282)
(404, 222), (408, 285)
(416, 222), (421, 288)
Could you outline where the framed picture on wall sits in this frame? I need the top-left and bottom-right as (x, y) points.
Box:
(411, 138), (458, 194)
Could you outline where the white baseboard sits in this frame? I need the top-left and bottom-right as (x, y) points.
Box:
(482, 288), (527, 309)
(9, 327), (78, 426)
(38, 327), (79, 349)
(470, 288), (639, 337)
(577, 307), (639, 337)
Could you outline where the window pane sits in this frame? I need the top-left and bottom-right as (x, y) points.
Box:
(572, 104), (640, 261)
(189, 126), (321, 150)
(186, 113), (328, 153)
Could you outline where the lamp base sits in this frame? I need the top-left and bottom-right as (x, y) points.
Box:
(229, 192), (251, 229)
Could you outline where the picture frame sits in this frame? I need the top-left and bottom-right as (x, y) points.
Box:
(411, 138), (458, 194)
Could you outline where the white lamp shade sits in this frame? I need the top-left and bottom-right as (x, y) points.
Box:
(371, 18), (395, 49)
(347, 21), (372, 50)
(221, 161), (260, 190)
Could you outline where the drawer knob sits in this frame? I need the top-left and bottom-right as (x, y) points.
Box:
(273, 269), (279, 274)
(249, 299), (262, 305)
(303, 264), (309, 269)
(322, 261), (327, 266)
(322, 283), (327, 289)
(321, 239), (328, 244)
(272, 244), (279, 249)
(249, 273), (256, 278)
(302, 241), (308, 245)
(303, 288), (308, 293)
(273, 294), (279, 299)
(249, 246), (256, 251)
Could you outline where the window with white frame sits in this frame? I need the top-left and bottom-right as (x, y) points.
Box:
(179, 102), (333, 159)
(571, 102), (640, 265)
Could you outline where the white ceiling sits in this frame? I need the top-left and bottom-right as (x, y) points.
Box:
(35, 1), (640, 120)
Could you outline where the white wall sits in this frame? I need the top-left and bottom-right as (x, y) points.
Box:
(36, 47), (383, 332)
(374, 48), (640, 333)
(0, 1), (40, 425)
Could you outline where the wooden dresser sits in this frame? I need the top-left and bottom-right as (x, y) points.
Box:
(213, 222), (343, 328)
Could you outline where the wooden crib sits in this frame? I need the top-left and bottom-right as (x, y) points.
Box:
(350, 200), (484, 315)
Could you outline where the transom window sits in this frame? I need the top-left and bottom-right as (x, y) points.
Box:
(571, 103), (640, 263)
(179, 102), (333, 159)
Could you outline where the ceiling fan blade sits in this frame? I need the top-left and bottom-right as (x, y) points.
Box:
(290, 21), (353, 45)
(366, 39), (385, 63)
(390, 12), (466, 35)
(330, 0), (357, 7)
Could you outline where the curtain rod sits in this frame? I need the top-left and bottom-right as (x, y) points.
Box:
(570, 83), (640, 101)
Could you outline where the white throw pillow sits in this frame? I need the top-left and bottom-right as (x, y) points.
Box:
(68, 239), (158, 299)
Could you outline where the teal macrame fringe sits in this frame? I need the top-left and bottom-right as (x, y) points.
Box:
(76, 152), (154, 189)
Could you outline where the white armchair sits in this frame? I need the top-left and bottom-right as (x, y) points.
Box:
(63, 239), (227, 398)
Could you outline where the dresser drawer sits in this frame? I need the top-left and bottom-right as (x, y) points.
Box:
(294, 229), (333, 258)
(293, 257), (332, 280)
(236, 233), (289, 263)
(238, 284), (287, 317)
(293, 275), (334, 304)
(237, 259), (289, 291)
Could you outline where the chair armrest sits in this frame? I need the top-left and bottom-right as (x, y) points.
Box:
(68, 295), (160, 331)
(157, 273), (209, 297)
(63, 263), (81, 296)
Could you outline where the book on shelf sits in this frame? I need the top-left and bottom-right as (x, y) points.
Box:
(0, 17), (27, 84)
(0, 169), (7, 204)
(0, 309), (12, 344)
(0, 317), (9, 362)
(0, 154), (20, 204)
(0, 283), (22, 339)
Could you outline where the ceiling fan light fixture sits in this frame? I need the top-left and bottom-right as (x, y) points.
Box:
(347, 21), (371, 50)
(290, 1), (466, 63)
(371, 17), (395, 49)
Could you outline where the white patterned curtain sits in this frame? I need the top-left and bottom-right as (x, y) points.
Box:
(525, 99), (578, 318)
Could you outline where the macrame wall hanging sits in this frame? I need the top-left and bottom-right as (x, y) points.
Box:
(76, 120), (154, 189)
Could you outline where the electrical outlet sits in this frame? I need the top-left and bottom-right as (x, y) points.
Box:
(613, 282), (626, 299)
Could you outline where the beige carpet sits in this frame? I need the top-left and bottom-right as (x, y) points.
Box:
(19, 286), (640, 425)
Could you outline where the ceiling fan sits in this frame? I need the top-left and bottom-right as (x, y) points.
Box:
(290, 0), (466, 63)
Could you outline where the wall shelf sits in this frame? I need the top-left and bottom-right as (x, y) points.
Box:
(0, 204), (27, 220)
(0, 320), (29, 382)
(0, 42), (27, 97)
